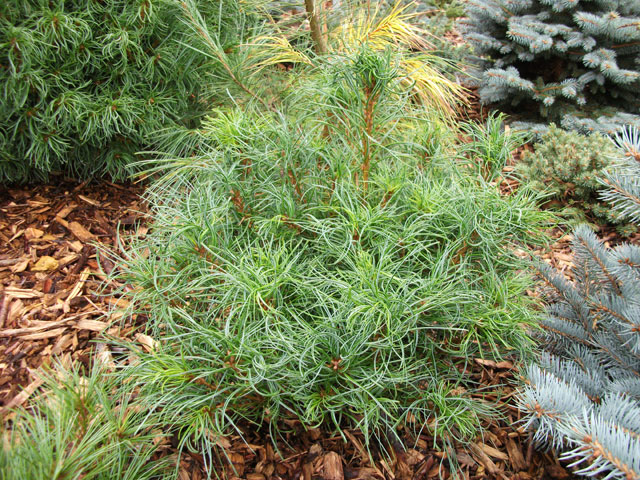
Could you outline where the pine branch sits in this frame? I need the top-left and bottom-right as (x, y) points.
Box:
(178, 1), (276, 113)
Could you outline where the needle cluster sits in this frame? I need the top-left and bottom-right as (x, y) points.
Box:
(0, 362), (171, 480)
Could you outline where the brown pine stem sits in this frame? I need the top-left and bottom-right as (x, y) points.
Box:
(304, 0), (327, 55)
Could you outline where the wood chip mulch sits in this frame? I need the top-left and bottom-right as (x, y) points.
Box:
(171, 356), (576, 480)
(0, 179), (581, 480)
(0, 179), (147, 412)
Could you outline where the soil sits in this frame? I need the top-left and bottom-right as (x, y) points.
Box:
(0, 178), (584, 480)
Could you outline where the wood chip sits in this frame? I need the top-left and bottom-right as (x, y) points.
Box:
(1, 375), (45, 413)
(58, 253), (80, 267)
(51, 332), (75, 355)
(21, 327), (68, 341)
(378, 459), (395, 479)
(545, 463), (570, 479)
(104, 297), (130, 309)
(469, 443), (500, 475)
(25, 227), (44, 240)
(7, 298), (25, 324)
(8, 230), (24, 242)
(78, 195), (100, 206)
(505, 437), (526, 472)
(474, 358), (514, 369)
(10, 259), (29, 273)
(479, 443), (509, 461)
(0, 258), (22, 267)
(323, 452), (344, 480)
(227, 451), (245, 477)
(32, 255), (59, 272)
(135, 333), (158, 352)
(455, 450), (476, 468)
(67, 221), (95, 242)
(1, 181), (148, 408)
(343, 430), (367, 463)
(74, 319), (109, 332)
(68, 240), (83, 253)
(63, 268), (91, 312)
(3, 287), (43, 299)
(0, 295), (9, 328)
(56, 204), (77, 219)
(0, 319), (68, 337)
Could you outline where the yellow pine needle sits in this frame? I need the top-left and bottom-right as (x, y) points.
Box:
(333, 2), (464, 118)
(247, 35), (313, 73)
(399, 57), (467, 117)
(244, 1), (464, 118)
(334, 2), (464, 119)
(332, 1), (430, 52)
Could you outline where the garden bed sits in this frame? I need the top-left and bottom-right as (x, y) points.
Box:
(2, 1), (638, 478)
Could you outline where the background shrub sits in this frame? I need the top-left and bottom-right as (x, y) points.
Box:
(518, 128), (640, 480)
(518, 124), (635, 231)
(0, 0), (256, 183)
(461, 0), (640, 134)
(109, 47), (551, 467)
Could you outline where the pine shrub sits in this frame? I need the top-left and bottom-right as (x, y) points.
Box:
(461, 0), (640, 134)
(0, 362), (170, 480)
(518, 127), (640, 479)
(108, 47), (551, 467)
(249, 1), (466, 120)
(0, 0), (255, 184)
(461, 112), (528, 182)
(518, 123), (627, 226)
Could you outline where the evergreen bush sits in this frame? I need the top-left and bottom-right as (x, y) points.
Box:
(0, 362), (170, 480)
(518, 126), (640, 479)
(518, 123), (630, 228)
(108, 47), (551, 468)
(461, 112), (528, 182)
(461, 0), (640, 134)
(0, 0), (255, 183)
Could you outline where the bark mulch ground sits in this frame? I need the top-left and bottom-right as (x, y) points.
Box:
(0, 179), (147, 411)
(1, 179), (581, 480)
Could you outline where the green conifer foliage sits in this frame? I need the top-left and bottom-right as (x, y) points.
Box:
(108, 48), (551, 468)
(600, 126), (640, 224)
(0, 0), (252, 183)
(518, 124), (628, 226)
(462, 0), (640, 134)
(518, 127), (640, 479)
(0, 362), (171, 480)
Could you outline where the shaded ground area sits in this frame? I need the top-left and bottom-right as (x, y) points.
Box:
(0, 179), (579, 479)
